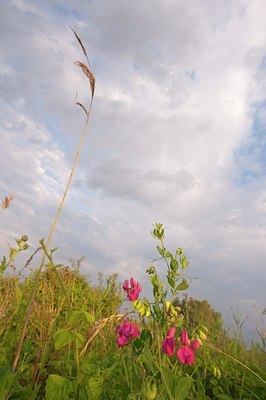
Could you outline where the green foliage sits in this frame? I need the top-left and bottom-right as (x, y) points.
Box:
(0, 225), (265, 399)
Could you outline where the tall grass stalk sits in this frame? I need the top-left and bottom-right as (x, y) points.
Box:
(12, 29), (95, 372)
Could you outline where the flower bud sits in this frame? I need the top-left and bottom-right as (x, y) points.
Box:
(180, 329), (189, 346)
(198, 330), (207, 341)
(146, 382), (157, 400)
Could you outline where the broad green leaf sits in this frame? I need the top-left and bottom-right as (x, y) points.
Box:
(161, 367), (175, 399)
(174, 376), (193, 400)
(82, 311), (95, 324)
(176, 279), (189, 291)
(86, 376), (103, 400)
(45, 374), (76, 400)
(53, 328), (73, 350)
(69, 310), (94, 325)
(69, 310), (81, 324)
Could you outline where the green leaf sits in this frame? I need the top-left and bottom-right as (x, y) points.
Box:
(82, 311), (95, 324)
(132, 337), (143, 355)
(140, 329), (153, 346)
(53, 328), (73, 350)
(167, 275), (175, 288)
(161, 367), (175, 399)
(156, 245), (164, 256)
(174, 376), (193, 400)
(86, 376), (103, 400)
(170, 259), (178, 271)
(176, 279), (189, 291)
(143, 346), (156, 374)
(45, 374), (76, 400)
(0, 370), (15, 399)
(69, 310), (94, 325)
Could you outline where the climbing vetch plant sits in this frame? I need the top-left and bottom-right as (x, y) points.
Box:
(115, 223), (208, 400)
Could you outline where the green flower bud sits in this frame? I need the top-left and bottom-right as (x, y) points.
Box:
(199, 330), (207, 340)
(146, 382), (157, 400)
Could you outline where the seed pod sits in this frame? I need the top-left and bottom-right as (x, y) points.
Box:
(145, 307), (151, 317)
(139, 305), (146, 316)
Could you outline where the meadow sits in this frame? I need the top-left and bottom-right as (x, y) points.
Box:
(0, 224), (265, 399)
(0, 31), (265, 399)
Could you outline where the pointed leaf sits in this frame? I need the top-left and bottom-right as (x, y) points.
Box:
(54, 328), (73, 350)
(174, 376), (193, 400)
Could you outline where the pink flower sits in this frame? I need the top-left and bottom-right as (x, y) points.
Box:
(177, 346), (195, 365)
(116, 321), (140, 347)
(190, 339), (201, 350)
(123, 277), (142, 301)
(180, 329), (189, 346)
(167, 327), (176, 338)
(162, 327), (176, 356)
(162, 337), (176, 355)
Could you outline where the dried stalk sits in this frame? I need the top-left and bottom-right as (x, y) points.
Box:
(12, 29), (95, 372)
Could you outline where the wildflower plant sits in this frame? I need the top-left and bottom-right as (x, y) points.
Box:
(116, 223), (209, 399)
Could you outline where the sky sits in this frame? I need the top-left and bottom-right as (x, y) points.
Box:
(0, 0), (265, 341)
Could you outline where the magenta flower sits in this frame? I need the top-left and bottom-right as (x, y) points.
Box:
(180, 329), (189, 346)
(177, 346), (195, 365)
(162, 337), (176, 355)
(116, 321), (140, 347)
(123, 277), (142, 301)
(162, 327), (176, 356)
(190, 339), (201, 350)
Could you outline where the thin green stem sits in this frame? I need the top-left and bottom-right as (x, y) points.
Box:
(121, 350), (130, 388)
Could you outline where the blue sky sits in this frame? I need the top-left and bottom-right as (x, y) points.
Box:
(0, 0), (265, 341)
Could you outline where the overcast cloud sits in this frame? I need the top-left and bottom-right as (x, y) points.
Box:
(0, 0), (265, 340)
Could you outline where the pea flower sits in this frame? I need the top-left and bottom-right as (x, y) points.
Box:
(162, 327), (176, 356)
(116, 321), (140, 347)
(177, 329), (201, 365)
(123, 277), (142, 301)
(180, 329), (189, 346)
(177, 346), (195, 365)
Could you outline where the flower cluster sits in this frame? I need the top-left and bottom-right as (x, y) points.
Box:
(162, 328), (201, 365)
(116, 321), (140, 347)
(123, 277), (142, 301)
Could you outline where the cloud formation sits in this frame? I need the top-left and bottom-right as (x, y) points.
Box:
(0, 0), (265, 339)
